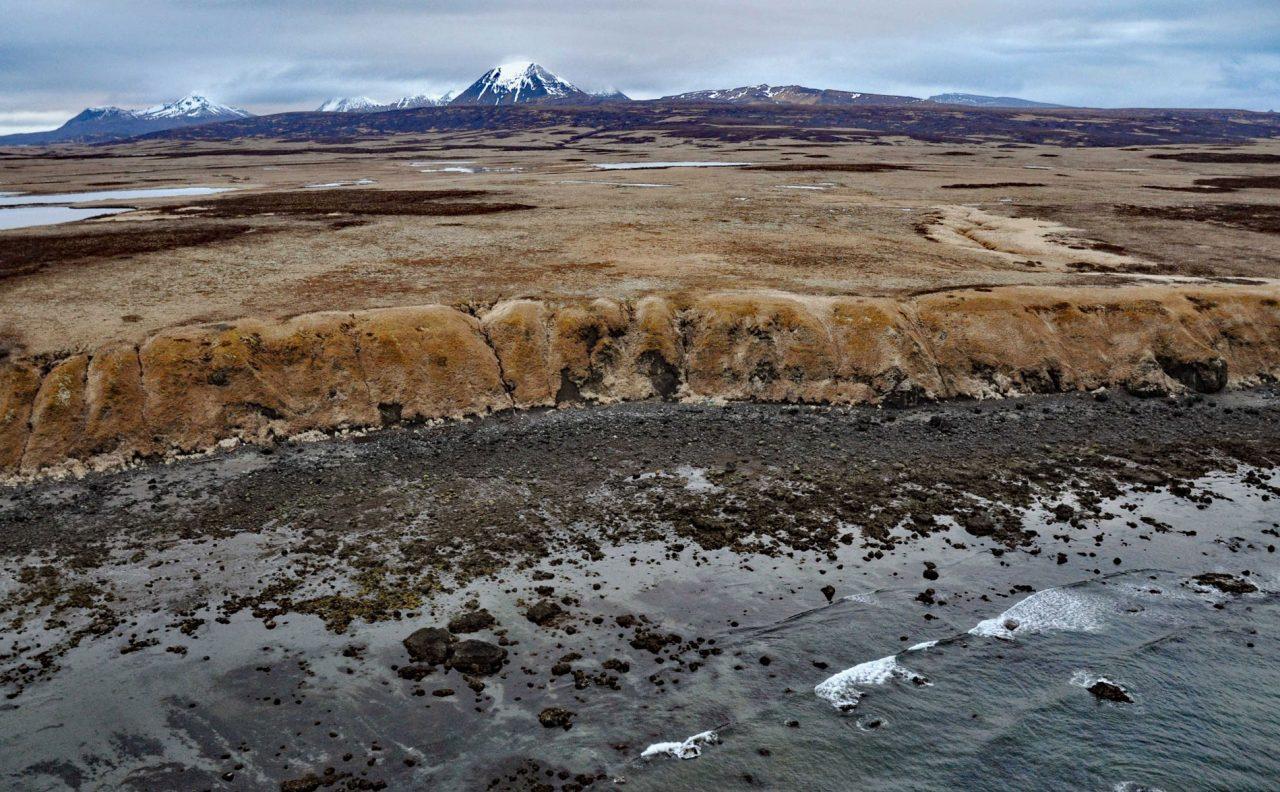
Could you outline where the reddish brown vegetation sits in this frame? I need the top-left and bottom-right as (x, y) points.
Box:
(0, 224), (256, 280)
(171, 189), (534, 218)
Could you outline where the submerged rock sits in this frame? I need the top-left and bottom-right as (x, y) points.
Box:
(1190, 572), (1258, 595)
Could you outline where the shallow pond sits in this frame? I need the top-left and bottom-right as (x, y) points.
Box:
(594, 161), (752, 170)
(0, 205), (131, 230)
(0, 186), (232, 206)
(0, 186), (234, 230)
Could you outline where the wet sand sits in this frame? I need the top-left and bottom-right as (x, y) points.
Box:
(2, 390), (1279, 789)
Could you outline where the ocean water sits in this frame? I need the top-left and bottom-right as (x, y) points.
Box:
(1, 458), (1276, 790)
(618, 472), (1279, 792)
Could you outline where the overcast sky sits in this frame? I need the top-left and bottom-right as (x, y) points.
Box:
(0, 0), (1276, 133)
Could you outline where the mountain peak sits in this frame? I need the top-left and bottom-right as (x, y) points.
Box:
(65, 106), (138, 125)
(384, 90), (455, 110)
(142, 93), (252, 120)
(451, 62), (585, 105)
(317, 96), (385, 113)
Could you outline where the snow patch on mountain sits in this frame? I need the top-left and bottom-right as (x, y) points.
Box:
(927, 93), (1065, 109)
(141, 94), (251, 120)
(317, 97), (385, 113)
(663, 84), (917, 106)
(451, 62), (586, 105)
(386, 90), (455, 110)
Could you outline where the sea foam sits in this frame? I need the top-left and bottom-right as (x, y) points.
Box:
(640, 729), (719, 760)
(814, 654), (930, 711)
(969, 587), (1107, 640)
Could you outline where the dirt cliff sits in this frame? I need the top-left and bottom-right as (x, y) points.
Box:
(4, 285), (1279, 478)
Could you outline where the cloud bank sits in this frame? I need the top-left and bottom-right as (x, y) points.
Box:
(0, 0), (1275, 130)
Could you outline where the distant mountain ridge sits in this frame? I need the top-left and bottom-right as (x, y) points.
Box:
(317, 96), (385, 113)
(927, 92), (1066, 108)
(663, 84), (923, 106)
(0, 94), (250, 145)
(0, 66), (1082, 148)
(317, 91), (456, 113)
(316, 63), (620, 112)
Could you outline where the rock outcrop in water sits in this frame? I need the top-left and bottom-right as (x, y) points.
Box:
(4, 285), (1280, 479)
(1087, 679), (1134, 703)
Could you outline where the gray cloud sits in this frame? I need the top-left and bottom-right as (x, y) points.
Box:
(0, 0), (1276, 130)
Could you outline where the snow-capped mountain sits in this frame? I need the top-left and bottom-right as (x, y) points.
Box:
(316, 91), (457, 113)
(65, 106), (139, 125)
(140, 93), (252, 120)
(449, 62), (588, 105)
(317, 96), (385, 113)
(387, 90), (455, 109)
(0, 94), (253, 146)
(927, 93), (1066, 109)
(663, 84), (921, 106)
(591, 89), (631, 102)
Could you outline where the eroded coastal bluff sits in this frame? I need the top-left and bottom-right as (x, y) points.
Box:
(4, 284), (1279, 478)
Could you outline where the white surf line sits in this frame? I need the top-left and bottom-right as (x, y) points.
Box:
(640, 729), (720, 760)
(816, 580), (1125, 713)
(968, 585), (1111, 640)
(814, 654), (931, 711)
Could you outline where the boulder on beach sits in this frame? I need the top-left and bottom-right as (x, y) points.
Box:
(403, 627), (455, 665)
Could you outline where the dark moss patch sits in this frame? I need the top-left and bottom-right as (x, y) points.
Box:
(1116, 203), (1280, 235)
(1149, 152), (1280, 164)
(0, 224), (256, 280)
(750, 163), (914, 173)
(940, 182), (1046, 189)
(168, 189), (534, 219)
(1148, 175), (1280, 194)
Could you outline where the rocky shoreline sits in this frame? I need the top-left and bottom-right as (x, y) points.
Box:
(2, 391), (1278, 789)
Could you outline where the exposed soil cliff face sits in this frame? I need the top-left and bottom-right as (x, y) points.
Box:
(4, 285), (1279, 478)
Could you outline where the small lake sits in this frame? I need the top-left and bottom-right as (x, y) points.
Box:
(593, 161), (752, 170)
(0, 186), (232, 207)
(0, 186), (233, 230)
(0, 206), (132, 231)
